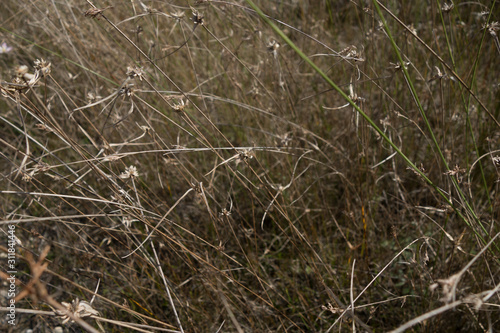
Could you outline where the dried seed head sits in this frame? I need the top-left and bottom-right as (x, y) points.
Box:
(268, 41), (280, 59)
(339, 45), (365, 62)
(35, 162), (51, 173)
(172, 98), (188, 112)
(139, 2), (155, 14)
(54, 298), (100, 325)
(22, 172), (33, 182)
(86, 91), (101, 102)
(118, 84), (134, 97)
(219, 208), (231, 217)
(84, 6), (113, 19)
(35, 123), (53, 132)
(441, 2), (454, 13)
(122, 215), (137, 228)
(444, 165), (465, 177)
(2, 77), (29, 91)
(34, 58), (51, 76)
(170, 10), (185, 20)
(119, 165), (139, 179)
(191, 7), (204, 29)
(484, 21), (500, 37)
(267, 39), (280, 52)
(407, 24), (417, 37)
(11, 60), (49, 88)
(493, 156), (500, 167)
(322, 302), (342, 314)
(277, 133), (292, 147)
(430, 273), (460, 303)
(238, 149), (254, 162)
(389, 61), (410, 72)
(191, 181), (202, 193)
(126, 66), (144, 81)
(428, 66), (449, 82)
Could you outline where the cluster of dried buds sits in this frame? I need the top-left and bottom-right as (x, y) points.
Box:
(2, 59), (51, 92)
(53, 298), (100, 325)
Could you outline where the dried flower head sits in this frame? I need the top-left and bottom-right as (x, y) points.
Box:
(428, 66), (449, 82)
(34, 58), (51, 76)
(322, 302), (342, 314)
(35, 123), (53, 132)
(237, 149), (254, 164)
(9, 60), (50, 89)
(139, 1), (155, 14)
(277, 133), (292, 147)
(444, 165), (465, 178)
(407, 24), (418, 37)
(1, 77), (28, 92)
(170, 10), (185, 20)
(172, 98), (188, 112)
(84, 6), (113, 19)
(117, 84), (134, 97)
(441, 2), (454, 13)
(267, 39), (280, 58)
(347, 80), (365, 104)
(119, 165), (139, 179)
(22, 172), (33, 183)
(126, 66), (144, 81)
(219, 207), (231, 217)
(493, 156), (500, 167)
(477, 11), (490, 20)
(54, 298), (100, 325)
(429, 273), (460, 303)
(339, 45), (365, 62)
(191, 7), (204, 30)
(484, 21), (500, 37)
(389, 61), (411, 72)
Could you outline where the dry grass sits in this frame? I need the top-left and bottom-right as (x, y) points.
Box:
(0, 0), (499, 332)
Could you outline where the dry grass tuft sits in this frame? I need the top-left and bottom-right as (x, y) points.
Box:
(1, 1), (499, 332)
